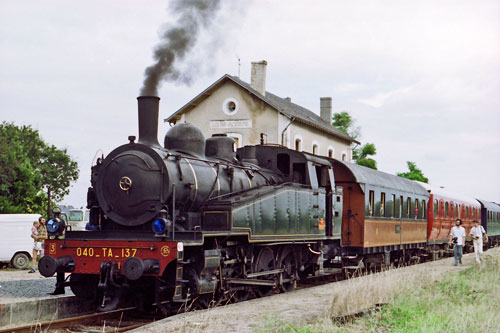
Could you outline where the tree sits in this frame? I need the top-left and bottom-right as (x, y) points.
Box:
(353, 143), (377, 170)
(0, 122), (79, 214)
(397, 161), (429, 183)
(332, 112), (377, 169)
(332, 111), (360, 140)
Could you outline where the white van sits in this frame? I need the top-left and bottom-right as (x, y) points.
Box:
(0, 214), (40, 269)
(67, 209), (89, 231)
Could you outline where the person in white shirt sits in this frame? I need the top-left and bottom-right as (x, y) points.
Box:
(449, 219), (466, 266)
(469, 219), (487, 264)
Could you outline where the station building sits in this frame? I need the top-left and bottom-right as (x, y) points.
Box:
(164, 61), (358, 162)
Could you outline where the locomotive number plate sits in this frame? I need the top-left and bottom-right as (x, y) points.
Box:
(75, 247), (137, 258)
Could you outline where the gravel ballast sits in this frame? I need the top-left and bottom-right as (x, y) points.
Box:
(0, 270), (74, 303)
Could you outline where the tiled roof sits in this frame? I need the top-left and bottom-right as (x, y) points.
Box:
(165, 74), (357, 144)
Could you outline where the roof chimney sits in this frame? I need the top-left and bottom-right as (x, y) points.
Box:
(251, 60), (267, 96)
(320, 97), (332, 124)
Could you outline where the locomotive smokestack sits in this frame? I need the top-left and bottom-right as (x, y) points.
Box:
(137, 96), (161, 147)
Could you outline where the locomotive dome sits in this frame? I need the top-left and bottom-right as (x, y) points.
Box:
(205, 134), (236, 161)
(164, 123), (205, 157)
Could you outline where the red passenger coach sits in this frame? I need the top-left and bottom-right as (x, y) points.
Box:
(419, 183), (481, 245)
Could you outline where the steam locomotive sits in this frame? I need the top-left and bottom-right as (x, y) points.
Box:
(38, 96), (500, 314)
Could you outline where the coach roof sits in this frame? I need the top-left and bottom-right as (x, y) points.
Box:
(332, 160), (429, 195)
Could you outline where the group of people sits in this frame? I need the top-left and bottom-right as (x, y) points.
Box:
(449, 218), (488, 266)
(29, 216), (47, 273)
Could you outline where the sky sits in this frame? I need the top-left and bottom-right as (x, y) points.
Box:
(1, 0), (499, 208)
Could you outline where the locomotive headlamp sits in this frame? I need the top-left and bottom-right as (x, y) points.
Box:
(47, 218), (65, 236)
(152, 218), (167, 234)
(47, 208), (66, 237)
(153, 208), (172, 236)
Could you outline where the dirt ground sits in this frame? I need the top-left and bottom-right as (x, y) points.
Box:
(134, 248), (500, 333)
(0, 268), (48, 282)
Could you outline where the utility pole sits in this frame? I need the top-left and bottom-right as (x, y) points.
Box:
(47, 186), (51, 219)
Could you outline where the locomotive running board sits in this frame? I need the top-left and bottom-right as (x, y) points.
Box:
(226, 278), (277, 287)
(246, 268), (283, 278)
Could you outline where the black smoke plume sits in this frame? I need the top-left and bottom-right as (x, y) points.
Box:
(140, 0), (221, 96)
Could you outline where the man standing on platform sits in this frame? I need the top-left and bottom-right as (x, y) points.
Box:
(449, 219), (466, 266)
(469, 219), (487, 264)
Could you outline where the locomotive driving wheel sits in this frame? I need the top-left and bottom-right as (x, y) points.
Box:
(277, 246), (297, 292)
(253, 247), (276, 298)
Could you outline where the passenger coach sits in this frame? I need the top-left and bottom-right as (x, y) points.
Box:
(330, 160), (429, 266)
(477, 199), (500, 247)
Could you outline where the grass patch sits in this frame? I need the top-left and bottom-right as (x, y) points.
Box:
(255, 251), (500, 333)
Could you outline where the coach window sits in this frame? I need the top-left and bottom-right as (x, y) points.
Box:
(455, 204), (459, 218)
(466, 206), (469, 220)
(415, 199), (419, 219)
(399, 196), (404, 218)
(422, 200), (426, 219)
(380, 193), (386, 217)
(433, 200), (438, 218)
(406, 197), (411, 219)
(391, 194), (396, 218)
(445, 202), (449, 219)
(368, 190), (374, 216)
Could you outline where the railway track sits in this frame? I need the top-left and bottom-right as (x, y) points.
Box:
(0, 307), (154, 333)
(0, 249), (482, 333)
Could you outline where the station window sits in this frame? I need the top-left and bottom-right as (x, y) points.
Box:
(295, 139), (302, 151)
(312, 144), (318, 155)
(328, 149), (333, 158)
(368, 190), (374, 216)
(434, 199), (438, 218)
(341, 153), (347, 161)
(380, 192), (386, 217)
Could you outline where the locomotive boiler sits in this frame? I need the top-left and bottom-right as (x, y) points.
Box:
(38, 96), (341, 313)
